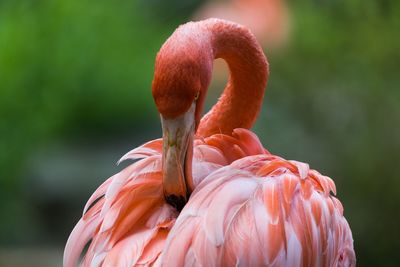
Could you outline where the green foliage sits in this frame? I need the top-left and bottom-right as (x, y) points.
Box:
(0, 0), (166, 180)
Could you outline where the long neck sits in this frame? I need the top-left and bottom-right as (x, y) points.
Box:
(197, 19), (269, 137)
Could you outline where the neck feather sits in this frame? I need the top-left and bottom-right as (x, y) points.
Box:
(196, 19), (269, 137)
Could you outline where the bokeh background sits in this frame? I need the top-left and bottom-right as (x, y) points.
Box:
(1, 0), (399, 266)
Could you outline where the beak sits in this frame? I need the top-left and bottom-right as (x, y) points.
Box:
(161, 102), (196, 211)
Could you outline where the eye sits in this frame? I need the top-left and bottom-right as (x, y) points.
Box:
(194, 91), (200, 101)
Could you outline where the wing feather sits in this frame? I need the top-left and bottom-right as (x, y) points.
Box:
(161, 154), (355, 267)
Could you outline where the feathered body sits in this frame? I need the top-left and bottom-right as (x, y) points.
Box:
(64, 19), (355, 267)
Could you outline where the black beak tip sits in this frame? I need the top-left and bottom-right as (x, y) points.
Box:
(165, 194), (187, 212)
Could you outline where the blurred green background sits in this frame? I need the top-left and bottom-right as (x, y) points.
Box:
(1, 0), (399, 266)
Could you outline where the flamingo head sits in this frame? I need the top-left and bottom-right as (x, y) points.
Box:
(152, 39), (212, 211)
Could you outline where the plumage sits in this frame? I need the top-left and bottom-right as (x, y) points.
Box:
(162, 150), (355, 266)
(64, 18), (355, 267)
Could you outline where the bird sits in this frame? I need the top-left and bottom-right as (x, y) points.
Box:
(64, 18), (355, 267)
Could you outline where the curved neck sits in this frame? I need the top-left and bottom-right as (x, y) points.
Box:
(197, 19), (269, 137)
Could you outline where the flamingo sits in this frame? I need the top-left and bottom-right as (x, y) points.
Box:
(64, 19), (355, 267)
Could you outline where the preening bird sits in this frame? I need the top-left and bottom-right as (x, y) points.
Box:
(64, 19), (355, 267)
